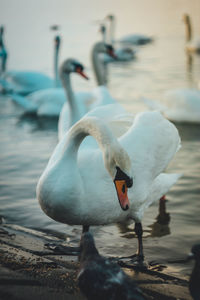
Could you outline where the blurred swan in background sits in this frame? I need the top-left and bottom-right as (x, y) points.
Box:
(7, 42), (116, 124)
(142, 88), (200, 123)
(106, 14), (153, 46)
(0, 35), (61, 95)
(99, 24), (136, 63)
(9, 59), (90, 117)
(58, 42), (118, 139)
(183, 14), (200, 54)
(37, 110), (181, 262)
(0, 26), (8, 75)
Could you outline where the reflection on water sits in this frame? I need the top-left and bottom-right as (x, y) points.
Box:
(17, 114), (59, 133)
(148, 198), (171, 238)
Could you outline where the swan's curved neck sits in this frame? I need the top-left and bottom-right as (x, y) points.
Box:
(63, 117), (119, 162)
(185, 17), (192, 42)
(60, 71), (81, 127)
(91, 44), (107, 86)
(54, 45), (60, 87)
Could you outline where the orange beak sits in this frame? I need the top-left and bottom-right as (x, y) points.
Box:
(76, 67), (89, 80)
(114, 180), (130, 211)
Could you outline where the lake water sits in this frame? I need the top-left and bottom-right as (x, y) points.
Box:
(0, 0), (200, 279)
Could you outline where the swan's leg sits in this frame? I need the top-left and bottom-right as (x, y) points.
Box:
(114, 222), (146, 268)
(134, 222), (144, 261)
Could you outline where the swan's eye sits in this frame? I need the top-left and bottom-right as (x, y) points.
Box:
(114, 166), (133, 188)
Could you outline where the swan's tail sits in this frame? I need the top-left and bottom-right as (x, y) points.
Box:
(136, 173), (182, 221)
(140, 96), (166, 112)
(8, 93), (37, 113)
(147, 173), (182, 209)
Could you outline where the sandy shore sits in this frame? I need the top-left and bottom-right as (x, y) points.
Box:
(0, 223), (192, 300)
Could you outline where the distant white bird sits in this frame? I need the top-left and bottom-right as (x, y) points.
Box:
(78, 232), (145, 300)
(142, 88), (200, 123)
(106, 14), (153, 46)
(37, 110), (181, 262)
(99, 24), (136, 63)
(183, 14), (200, 54)
(0, 35), (61, 95)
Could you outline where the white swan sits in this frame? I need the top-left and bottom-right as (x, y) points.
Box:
(37, 110), (181, 260)
(106, 15), (153, 46)
(8, 59), (91, 117)
(58, 42), (118, 140)
(0, 35), (61, 95)
(183, 14), (200, 54)
(99, 24), (136, 62)
(142, 88), (200, 123)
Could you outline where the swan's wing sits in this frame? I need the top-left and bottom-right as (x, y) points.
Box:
(85, 103), (126, 120)
(29, 88), (65, 105)
(3, 71), (54, 94)
(163, 88), (200, 122)
(120, 111), (181, 182)
(135, 173), (182, 220)
(8, 93), (37, 112)
(119, 34), (153, 45)
(83, 103), (133, 138)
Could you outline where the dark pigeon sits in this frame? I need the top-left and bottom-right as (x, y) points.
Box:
(77, 232), (146, 300)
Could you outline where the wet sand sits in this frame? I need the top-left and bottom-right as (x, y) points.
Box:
(0, 223), (192, 300)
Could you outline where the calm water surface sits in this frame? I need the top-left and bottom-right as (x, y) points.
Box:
(0, 0), (200, 279)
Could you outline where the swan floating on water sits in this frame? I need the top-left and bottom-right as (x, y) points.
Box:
(37, 110), (181, 261)
(106, 14), (153, 46)
(99, 24), (136, 63)
(183, 14), (200, 54)
(142, 88), (200, 123)
(78, 231), (145, 300)
(0, 35), (61, 95)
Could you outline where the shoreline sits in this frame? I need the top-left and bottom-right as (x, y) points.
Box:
(0, 223), (192, 300)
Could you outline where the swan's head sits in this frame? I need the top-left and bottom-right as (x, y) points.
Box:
(104, 144), (133, 211)
(60, 58), (89, 80)
(93, 42), (117, 59)
(54, 35), (61, 48)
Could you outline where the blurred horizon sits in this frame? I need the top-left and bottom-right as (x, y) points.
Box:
(0, 0), (200, 75)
